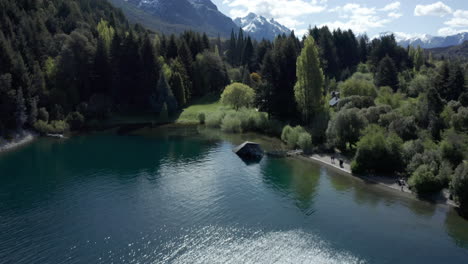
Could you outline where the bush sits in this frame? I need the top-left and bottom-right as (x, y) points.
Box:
(375, 86), (405, 109)
(360, 105), (392, 124)
(221, 114), (242, 133)
(339, 78), (377, 98)
(298, 132), (313, 153)
(337, 95), (375, 110)
(198, 112), (206, 124)
(281, 125), (307, 148)
(206, 111), (225, 128)
(221, 83), (255, 110)
(408, 165), (444, 195)
(407, 150), (441, 176)
(451, 163), (468, 210)
(352, 125), (404, 174)
(33, 120), (69, 135)
(66, 112), (85, 130)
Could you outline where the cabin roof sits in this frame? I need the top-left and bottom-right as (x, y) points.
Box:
(329, 97), (340, 107)
(233, 141), (261, 153)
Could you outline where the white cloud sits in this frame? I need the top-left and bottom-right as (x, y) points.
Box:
(381, 2), (401, 12)
(437, 27), (468, 36)
(437, 9), (468, 36)
(321, 2), (401, 34)
(388, 12), (403, 19)
(414, 2), (452, 17)
(444, 10), (468, 28)
(222, 0), (327, 29)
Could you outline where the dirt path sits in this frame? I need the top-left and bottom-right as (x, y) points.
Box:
(301, 153), (457, 207)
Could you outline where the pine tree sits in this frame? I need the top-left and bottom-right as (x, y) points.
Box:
(294, 35), (325, 123)
(242, 36), (254, 70)
(167, 35), (178, 59)
(235, 28), (245, 66)
(375, 56), (399, 91)
(228, 29), (237, 65)
(434, 62), (451, 100)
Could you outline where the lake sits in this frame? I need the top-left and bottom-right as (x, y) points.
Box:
(1, 126), (467, 263)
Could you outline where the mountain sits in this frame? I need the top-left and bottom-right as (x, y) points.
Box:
(109, 0), (238, 37)
(427, 41), (468, 59)
(234, 13), (291, 40)
(395, 32), (468, 49)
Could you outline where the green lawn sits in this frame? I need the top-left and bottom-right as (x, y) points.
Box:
(176, 94), (224, 124)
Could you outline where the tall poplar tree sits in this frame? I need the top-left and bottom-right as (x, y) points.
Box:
(294, 35), (325, 123)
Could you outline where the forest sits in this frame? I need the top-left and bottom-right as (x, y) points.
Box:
(0, 0), (467, 212)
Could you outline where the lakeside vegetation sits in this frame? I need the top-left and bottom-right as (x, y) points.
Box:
(1, 0), (467, 213)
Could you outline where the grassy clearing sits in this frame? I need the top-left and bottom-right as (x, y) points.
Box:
(176, 94), (223, 124)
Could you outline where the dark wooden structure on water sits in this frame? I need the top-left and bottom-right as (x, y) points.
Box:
(233, 142), (264, 161)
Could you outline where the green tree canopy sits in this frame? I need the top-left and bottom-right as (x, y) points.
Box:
(221, 83), (255, 110)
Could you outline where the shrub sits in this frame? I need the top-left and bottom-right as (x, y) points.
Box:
(66, 112), (85, 130)
(281, 125), (307, 148)
(221, 114), (242, 133)
(360, 105), (392, 124)
(337, 96), (375, 110)
(298, 132), (313, 153)
(198, 112), (206, 124)
(221, 83), (255, 110)
(451, 163), (468, 210)
(33, 120), (69, 135)
(339, 78), (377, 98)
(352, 125), (404, 174)
(408, 165), (443, 195)
(206, 111), (225, 128)
(375, 86), (405, 109)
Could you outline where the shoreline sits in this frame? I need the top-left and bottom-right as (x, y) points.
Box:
(0, 131), (37, 153)
(296, 153), (458, 208)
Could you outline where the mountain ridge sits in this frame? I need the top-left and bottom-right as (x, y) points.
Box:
(393, 32), (468, 49)
(110, 0), (238, 37)
(234, 13), (291, 40)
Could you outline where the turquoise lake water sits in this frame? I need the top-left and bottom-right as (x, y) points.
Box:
(0, 126), (467, 263)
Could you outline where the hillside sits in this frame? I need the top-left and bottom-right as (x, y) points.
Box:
(109, 0), (238, 37)
(428, 41), (468, 59)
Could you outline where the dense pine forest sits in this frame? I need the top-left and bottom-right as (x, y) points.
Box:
(1, 0), (468, 212)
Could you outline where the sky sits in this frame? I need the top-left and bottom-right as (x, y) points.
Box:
(211, 0), (468, 38)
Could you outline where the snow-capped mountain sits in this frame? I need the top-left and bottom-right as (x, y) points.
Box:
(394, 32), (468, 49)
(115, 0), (238, 36)
(234, 13), (291, 41)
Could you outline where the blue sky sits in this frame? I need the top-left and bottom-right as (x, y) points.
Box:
(211, 0), (468, 38)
